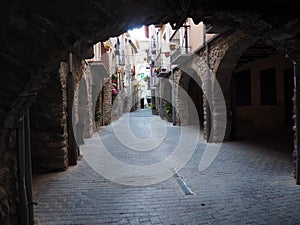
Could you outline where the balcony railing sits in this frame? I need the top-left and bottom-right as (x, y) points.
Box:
(171, 46), (191, 65)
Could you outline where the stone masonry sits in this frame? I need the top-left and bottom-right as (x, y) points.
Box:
(173, 31), (257, 142)
(73, 59), (94, 138)
(1, 2), (300, 225)
(103, 78), (112, 125)
(0, 130), (18, 225)
(30, 62), (69, 173)
(174, 31), (298, 176)
(93, 75), (111, 129)
(33, 111), (300, 225)
(175, 69), (190, 126)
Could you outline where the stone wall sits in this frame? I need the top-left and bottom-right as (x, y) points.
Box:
(196, 32), (246, 141)
(111, 94), (122, 121)
(178, 30), (296, 143)
(30, 63), (69, 172)
(156, 79), (163, 118)
(131, 81), (139, 112)
(233, 54), (293, 134)
(172, 32), (256, 141)
(208, 33), (257, 141)
(103, 78), (112, 125)
(0, 2), (299, 224)
(73, 61), (94, 138)
(94, 77), (112, 127)
(0, 130), (18, 225)
(175, 70), (191, 126)
(156, 75), (174, 122)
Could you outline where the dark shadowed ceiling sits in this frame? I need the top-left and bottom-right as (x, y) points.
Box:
(0, 0), (299, 128)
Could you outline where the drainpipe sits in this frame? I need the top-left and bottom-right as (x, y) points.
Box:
(184, 24), (189, 54)
(294, 60), (300, 185)
(203, 23), (211, 142)
(100, 44), (105, 124)
(172, 67), (176, 125)
(18, 115), (29, 225)
(101, 87), (104, 125)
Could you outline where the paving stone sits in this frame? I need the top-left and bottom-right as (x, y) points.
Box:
(33, 109), (300, 225)
(128, 218), (140, 225)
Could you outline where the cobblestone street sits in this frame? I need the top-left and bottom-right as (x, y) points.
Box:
(33, 110), (300, 225)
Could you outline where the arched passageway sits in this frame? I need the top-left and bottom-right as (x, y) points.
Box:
(230, 42), (294, 138)
(176, 69), (204, 128)
(188, 79), (204, 129)
(1, 1), (300, 224)
(213, 35), (295, 175)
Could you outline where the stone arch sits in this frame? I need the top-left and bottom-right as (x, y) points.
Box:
(176, 67), (204, 127)
(76, 68), (94, 138)
(123, 96), (130, 113)
(77, 77), (89, 124)
(30, 62), (69, 173)
(213, 31), (296, 140)
(1, 3), (300, 223)
(188, 78), (204, 128)
(156, 74), (173, 122)
(214, 32), (258, 91)
(212, 32), (258, 140)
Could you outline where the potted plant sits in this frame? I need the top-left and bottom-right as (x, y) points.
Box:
(165, 103), (172, 122)
(150, 103), (158, 115)
(111, 74), (118, 96)
(95, 111), (103, 121)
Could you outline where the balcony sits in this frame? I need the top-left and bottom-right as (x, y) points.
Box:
(171, 46), (192, 66)
(89, 61), (109, 89)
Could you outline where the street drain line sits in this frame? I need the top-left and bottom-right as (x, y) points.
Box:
(173, 169), (194, 195)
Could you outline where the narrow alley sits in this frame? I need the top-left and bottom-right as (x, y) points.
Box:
(1, 1), (300, 225)
(33, 110), (300, 225)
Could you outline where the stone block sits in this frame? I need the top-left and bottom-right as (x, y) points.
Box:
(32, 132), (50, 141)
(46, 141), (67, 149)
(0, 186), (9, 224)
(0, 168), (10, 183)
(31, 141), (43, 148)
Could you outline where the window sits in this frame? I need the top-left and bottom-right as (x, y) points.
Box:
(260, 68), (277, 105)
(235, 69), (251, 106)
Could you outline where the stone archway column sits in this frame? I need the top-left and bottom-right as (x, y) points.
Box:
(84, 66), (95, 138)
(294, 60), (300, 184)
(224, 92), (233, 140)
(202, 68), (211, 142)
(67, 63), (78, 166)
(213, 70), (234, 141)
(103, 78), (112, 125)
(210, 77), (227, 143)
(174, 69), (191, 126)
(173, 69), (181, 125)
(176, 82), (190, 126)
